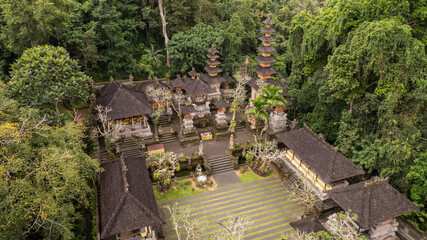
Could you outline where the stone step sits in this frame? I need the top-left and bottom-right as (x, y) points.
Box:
(210, 161), (233, 168)
(212, 167), (235, 175)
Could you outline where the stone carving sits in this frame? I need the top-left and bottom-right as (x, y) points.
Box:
(269, 110), (287, 133)
(182, 117), (195, 135)
(214, 111), (228, 129)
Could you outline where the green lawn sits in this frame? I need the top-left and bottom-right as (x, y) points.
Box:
(153, 178), (211, 203)
(237, 168), (273, 183)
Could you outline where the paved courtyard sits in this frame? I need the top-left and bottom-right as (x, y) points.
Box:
(160, 177), (305, 240)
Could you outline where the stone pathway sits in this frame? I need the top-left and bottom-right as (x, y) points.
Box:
(160, 177), (304, 240)
(213, 171), (241, 187)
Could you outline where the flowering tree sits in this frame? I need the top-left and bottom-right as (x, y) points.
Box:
(147, 152), (181, 192)
(166, 203), (208, 240)
(244, 140), (285, 176)
(214, 214), (254, 240)
(289, 177), (320, 212)
(95, 105), (120, 138)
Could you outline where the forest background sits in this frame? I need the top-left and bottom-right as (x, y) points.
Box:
(0, 0), (426, 238)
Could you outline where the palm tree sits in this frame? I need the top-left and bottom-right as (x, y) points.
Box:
(259, 85), (287, 114)
(145, 44), (164, 65)
(245, 96), (269, 139)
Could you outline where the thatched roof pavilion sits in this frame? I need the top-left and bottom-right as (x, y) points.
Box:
(99, 155), (163, 239)
(290, 216), (327, 234)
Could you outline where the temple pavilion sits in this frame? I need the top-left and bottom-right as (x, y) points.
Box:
(97, 79), (153, 139)
(275, 127), (365, 200)
(328, 177), (419, 240)
(99, 155), (163, 240)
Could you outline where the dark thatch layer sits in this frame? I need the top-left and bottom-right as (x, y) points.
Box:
(223, 75), (234, 84)
(213, 99), (230, 108)
(276, 127), (365, 184)
(188, 70), (198, 77)
(257, 45), (276, 53)
(247, 77), (288, 92)
(290, 216), (327, 234)
(200, 74), (226, 85)
(207, 53), (220, 59)
(253, 65), (277, 76)
(171, 77), (189, 88)
(259, 36), (276, 43)
(96, 88), (153, 120)
(204, 66), (222, 74)
(262, 17), (275, 25)
(131, 80), (168, 93)
(329, 178), (419, 229)
(206, 59), (221, 66)
(180, 104), (196, 114)
(208, 47), (218, 54)
(255, 55), (277, 64)
(261, 27), (276, 33)
(100, 80), (120, 96)
(100, 156), (163, 239)
(183, 79), (216, 96)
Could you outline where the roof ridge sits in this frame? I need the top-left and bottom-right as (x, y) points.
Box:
(303, 124), (337, 151)
(362, 186), (371, 228)
(101, 194), (126, 237)
(120, 154), (129, 193)
(127, 192), (164, 224)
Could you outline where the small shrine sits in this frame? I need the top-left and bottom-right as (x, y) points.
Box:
(269, 106), (288, 134)
(212, 99), (230, 130)
(328, 177), (419, 240)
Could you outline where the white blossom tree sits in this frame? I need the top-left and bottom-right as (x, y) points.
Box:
(289, 177), (320, 212)
(95, 105), (120, 138)
(214, 214), (254, 240)
(147, 152), (181, 192)
(165, 203), (208, 240)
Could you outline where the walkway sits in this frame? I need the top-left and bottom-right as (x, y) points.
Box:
(160, 177), (305, 240)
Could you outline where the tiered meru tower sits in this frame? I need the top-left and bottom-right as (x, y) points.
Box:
(253, 14), (277, 80)
(202, 43), (224, 100)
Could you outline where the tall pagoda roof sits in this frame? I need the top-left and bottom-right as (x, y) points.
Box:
(100, 79), (120, 96)
(261, 27), (276, 33)
(257, 45), (276, 53)
(223, 75), (234, 84)
(99, 155), (163, 239)
(188, 68), (198, 77)
(183, 78), (216, 96)
(247, 77), (288, 92)
(208, 43), (219, 54)
(329, 178), (419, 229)
(276, 127), (365, 184)
(255, 55), (277, 64)
(259, 36), (276, 43)
(96, 87), (153, 120)
(206, 59), (221, 65)
(207, 53), (220, 59)
(171, 77), (189, 88)
(204, 66), (222, 74)
(200, 73), (226, 85)
(253, 65), (277, 76)
(262, 15), (275, 25)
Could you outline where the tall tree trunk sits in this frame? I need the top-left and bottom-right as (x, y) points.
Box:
(158, 0), (171, 68)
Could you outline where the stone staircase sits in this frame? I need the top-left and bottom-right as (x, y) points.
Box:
(160, 132), (177, 144)
(206, 154), (234, 174)
(116, 137), (143, 158)
(234, 123), (246, 132)
(157, 115), (170, 127)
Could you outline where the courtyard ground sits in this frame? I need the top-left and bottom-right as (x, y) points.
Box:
(160, 177), (305, 240)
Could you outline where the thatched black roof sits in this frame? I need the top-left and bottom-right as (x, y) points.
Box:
(131, 80), (168, 93)
(247, 77), (288, 92)
(100, 156), (163, 239)
(200, 73), (226, 85)
(208, 46), (219, 54)
(223, 75), (234, 84)
(259, 36), (276, 43)
(253, 65), (277, 76)
(96, 87), (153, 120)
(276, 127), (365, 184)
(171, 77), (189, 88)
(183, 79), (216, 96)
(290, 216), (327, 234)
(262, 16), (275, 25)
(204, 66), (222, 74)
(180, 104), (196, 114)
(257, 45), (276, 53)
(206, 59), (221, 65)
(261, 27), (276, 33)
(213, 99), (230, 108)
(207, 53), (220, 59)
(329, 178), (419, 229)
(100, 80), (120, 96)
(255, 55), (277, 64)
(188, 69), (198, 77)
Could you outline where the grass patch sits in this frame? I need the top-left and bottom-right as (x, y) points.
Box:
(153, 178), (213, 203)
(237, 168), (273, 183)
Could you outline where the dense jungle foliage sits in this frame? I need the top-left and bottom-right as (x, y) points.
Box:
(0, 0), (426, 237)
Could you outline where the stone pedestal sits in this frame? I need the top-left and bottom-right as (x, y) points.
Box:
(269, 111), (287, 133)
(214, 112), (228, 130)
(182, 118), (195, 135)
(369, 219), (399, 240)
